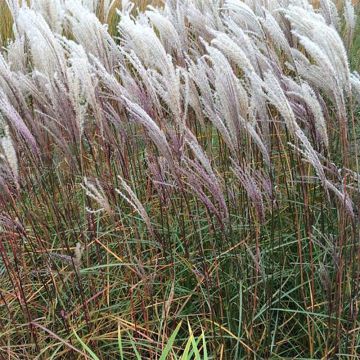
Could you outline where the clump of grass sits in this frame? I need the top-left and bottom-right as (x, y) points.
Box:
(0, 0), (360, 359)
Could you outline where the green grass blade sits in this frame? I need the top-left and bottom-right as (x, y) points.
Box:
(72, 330), (100, 360)
(118, 324), (124, 360)
(159, 321), (182, 360)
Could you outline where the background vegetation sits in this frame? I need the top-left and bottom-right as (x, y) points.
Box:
(0, 0), (360, 359)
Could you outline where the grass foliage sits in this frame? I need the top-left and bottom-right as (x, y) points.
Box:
(0, 0), (360, 358)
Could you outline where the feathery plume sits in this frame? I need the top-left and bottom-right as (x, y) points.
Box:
(185, 128), (228, 219)
(262, 72), (297, 134)
(32, 0), (65, 33)
(231, 160), (265, 223)
(260, 9), (292, 58)
(0, 124), (18, 187)
(224, 0), (263, 37)
(116, 176), (154, 237)
(320, 0), (340, 29)
(343, 0), (357, 48)
(81, 177), (112, 215)
(122, 96), (174, 166)
(146, 7), (182, 56)
(0, 90), (39, 154)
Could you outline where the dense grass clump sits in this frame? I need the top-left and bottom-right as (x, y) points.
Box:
(0, 0), (360, 358)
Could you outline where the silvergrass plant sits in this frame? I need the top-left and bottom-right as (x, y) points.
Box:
(0, 0), (360, 358)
